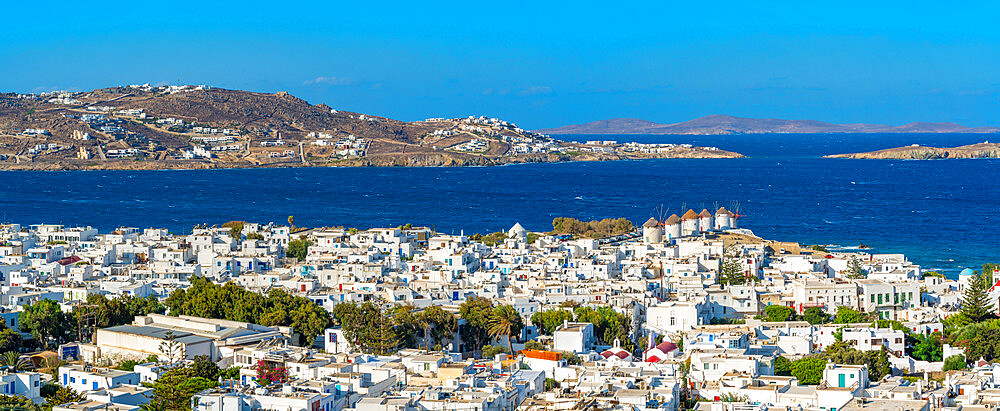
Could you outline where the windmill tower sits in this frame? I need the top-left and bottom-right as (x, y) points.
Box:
(728, 201), (746, 229)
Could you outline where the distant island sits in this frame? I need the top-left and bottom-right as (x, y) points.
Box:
(536, 114), (1000, 135)
(0, 86), (741, 171)
(825, 142), (1000, 159)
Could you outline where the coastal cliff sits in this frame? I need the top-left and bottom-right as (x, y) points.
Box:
(825, 142), (1000, 159)
(0, 85), (742, 171)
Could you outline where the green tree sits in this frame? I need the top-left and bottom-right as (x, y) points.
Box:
(763, 305), (796, 322)
(833, 306), (867, 324)
(573, 306), (634, 350)
(19, 299), (73, 349)
(961, 270), (994, 322)
(773, 356), (792, 376)
(802, 307), (829, 325)
(286, 238), (311, 261)
(159, 331), (186, 365)
(846, 256), (866, 279)
(189, 355), (220, 380)
(824, 341), (891, 381)
(0, 328), (23, 353)
(147, 367), (219, 411)
(983, 263), (1000, 286)
(75, 294), (165, 341)
(420, 306), (458, 351)
(530, 309), (574, 335)
(719, 246), (748, 286)
(114, 359), (140, 372)
(908, 333), (943, 362)
(459, 297), (494, 355)
(873, 319), (909, 332)
(222, 221), (245, 239)
(45, 387), (85, 408)
(868, 347), (892, 381)
(487, 305), (524, 355)
(0, 394), (41, 411)
(790, 357), (826, 385)
(943, 354), (967, 371)
(165, 277), (331, 345)
(481, 344), (508, 359)
(961, 327), (1000, 361)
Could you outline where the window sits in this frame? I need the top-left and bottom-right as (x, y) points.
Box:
(871, 294), (875, 303)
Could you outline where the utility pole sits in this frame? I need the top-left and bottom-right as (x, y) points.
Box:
(77, 303), (98, 343)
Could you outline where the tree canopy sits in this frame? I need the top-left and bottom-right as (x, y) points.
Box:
(286, 238), (312, 261)
(789, 357), (826, 385)
(165, 277), (332, 345)
(961, 270), (995, 322)
(762, 305), (796, 322)
(719, 246), (749, 286)
(530, 309), (574, 335)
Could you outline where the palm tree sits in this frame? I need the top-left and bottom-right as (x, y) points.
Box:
(487, 305), (524, 355)
(0, 351), (31, 372)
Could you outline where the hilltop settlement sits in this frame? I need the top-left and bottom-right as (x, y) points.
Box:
(0, 209), (997, 411)
(0, 85), (740, 170)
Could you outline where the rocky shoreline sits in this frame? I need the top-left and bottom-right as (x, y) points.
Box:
(0, 149), (744, 171)
(825, 142), (1000, 160)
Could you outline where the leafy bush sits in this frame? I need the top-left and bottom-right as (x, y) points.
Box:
(481, 345), (508, 359)
(943, 354), (966, 371)
(773, 356), (791, 376)
(790, 357), (826, 385)
(763, 305), (796, 322)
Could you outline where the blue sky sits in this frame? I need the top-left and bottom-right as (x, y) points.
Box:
(2, 1), (999, 129)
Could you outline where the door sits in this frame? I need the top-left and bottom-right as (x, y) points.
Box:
(838, 373), (845, 387)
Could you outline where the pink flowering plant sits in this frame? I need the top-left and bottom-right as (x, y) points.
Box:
(254, 360), (289, 385)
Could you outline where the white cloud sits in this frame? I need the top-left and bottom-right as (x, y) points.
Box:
(517, 85), (552, 96)
(303, 76), (357, 86)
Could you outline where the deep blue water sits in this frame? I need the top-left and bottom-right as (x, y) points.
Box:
(1, 133), (997, 275)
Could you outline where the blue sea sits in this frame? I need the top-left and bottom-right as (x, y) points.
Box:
(1, 133), (997, 275)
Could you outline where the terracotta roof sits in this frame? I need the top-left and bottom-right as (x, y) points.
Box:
(681, 209), (699, 220)
(716, 207), (731, 215)
(642, 217), (659, 228)
(58, 255), (82, 266)
(699, 209), (713, 218)
(519, 349), (562, 361)
(663, 214), (681, 225)
(656, 341), (677, 352)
